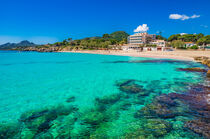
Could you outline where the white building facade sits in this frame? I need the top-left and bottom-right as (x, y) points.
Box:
(127, 33), (156, 45)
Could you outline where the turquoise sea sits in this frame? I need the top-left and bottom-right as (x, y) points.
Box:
(0, 50), (208, 138)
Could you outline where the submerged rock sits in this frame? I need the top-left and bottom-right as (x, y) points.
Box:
(106, 60), (193, 65)
(115, 79), (136, 87)
(124, 119), (172, 138)
(135, 102), (177, 119)
(120, 83), (143, 94)
(80, 110), (105, 126)
(134, 83), (210, 138)
(95, 93), (121, 106)
(185, 119), (210, 138)
(0, 123), (20, 139)
(116, 80), (145, 94)
(177, 67), (207, 72)
(156, 94), (177, 106)
(94, 93), (123, 112)
(18, 104), (78, 138)
(143, 119), (172, 137)
(66, 96), (75, 103)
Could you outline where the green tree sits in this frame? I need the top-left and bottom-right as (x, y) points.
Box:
(190, 45), (198, 49)
(156, 35), (167, 41)
(196, 33), (204, 40)
(171, 40), (185, 49)
(109, 31), (129, 41)
(67, 38), (72, 42)
(197, 35), (210, 46)
(178, 34), (196, 42)
(168, 34), (181, 42)
(102, 34), (110, 39)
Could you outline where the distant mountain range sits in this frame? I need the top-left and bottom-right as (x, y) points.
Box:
(0, 40), (37, 49)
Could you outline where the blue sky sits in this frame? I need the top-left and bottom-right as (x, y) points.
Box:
(0, 0), (209, 44)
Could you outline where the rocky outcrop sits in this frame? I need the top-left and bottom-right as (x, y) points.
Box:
(194, 56), (210, 67)
(207, 70), (210, 78)
(21, 46), (60, 52)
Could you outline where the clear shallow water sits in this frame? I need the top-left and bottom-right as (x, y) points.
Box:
(0, 50), (207, 138)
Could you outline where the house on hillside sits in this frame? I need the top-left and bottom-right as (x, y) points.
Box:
(150, 40), (166, 47)
(184, 42), (196, 48)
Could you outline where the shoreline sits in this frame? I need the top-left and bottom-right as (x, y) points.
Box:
(59, 50), (210, 61)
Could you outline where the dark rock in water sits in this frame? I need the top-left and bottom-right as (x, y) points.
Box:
(18, 104), (78, 135)
(119, 101), (132, 110)
(116, 79), (146, 94)
(35, 132), (54, 139)
(81, 110), (105, 126)
(116, 80), (146, 96)
(94, 93), (122, 112)
(20, 110), (49, 122)
(133, 82), (210, 138)
(106, 60), (193, 65)
(185, 119), (210, 138)
(170, 85), (210, 116)
(95, 93), (121, 105)
(177, 67), (207, 72)
(66, 96), (75, 103)
(0, 123), (20, 139)
(143, 119), (172, 137)
(37, 119), (52, 133)
(117, 80), (144, 94)
(115, 79), (136, 87)
(156, 94), (177, 106)
(125, 119), (172, 138)
(135, 102), (177, 119)
(120, 83), (143, 94)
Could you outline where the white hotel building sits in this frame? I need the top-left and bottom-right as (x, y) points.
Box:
(123, 32), (168, 51)
(127, 32), (156, 45)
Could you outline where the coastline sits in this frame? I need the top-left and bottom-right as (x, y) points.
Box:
(59, 50), (210, 61)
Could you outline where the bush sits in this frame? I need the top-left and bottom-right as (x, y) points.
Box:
(190, 45), (198, 49)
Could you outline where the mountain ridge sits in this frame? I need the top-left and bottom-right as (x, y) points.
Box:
(0, 40), (37, 49)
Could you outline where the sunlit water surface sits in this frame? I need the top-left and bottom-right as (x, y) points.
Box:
(0, 51), (206, 138)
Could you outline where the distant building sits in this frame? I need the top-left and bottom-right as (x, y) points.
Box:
(127, 33), (156, 45)
(121, 45), (143, 51)
(150, 40), (166, 47)
(184, 42), (195, 48)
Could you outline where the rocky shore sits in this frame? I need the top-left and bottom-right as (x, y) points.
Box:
(13, 46), (61, 52)
(194, 56), (210, 77)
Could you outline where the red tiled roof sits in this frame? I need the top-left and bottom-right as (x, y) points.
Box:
(184, 42), (194, 44)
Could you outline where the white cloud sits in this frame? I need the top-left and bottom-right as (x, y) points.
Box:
(134, 24), (149, 32)
(0, 36), (58, 45)
(191, 14), (200, 19)
(180, 33), (187, 35)
(200, 24), (208, 28)
(169, 14), (200, 20)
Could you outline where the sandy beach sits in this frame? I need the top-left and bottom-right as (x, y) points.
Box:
(60, 50), (210, 61)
